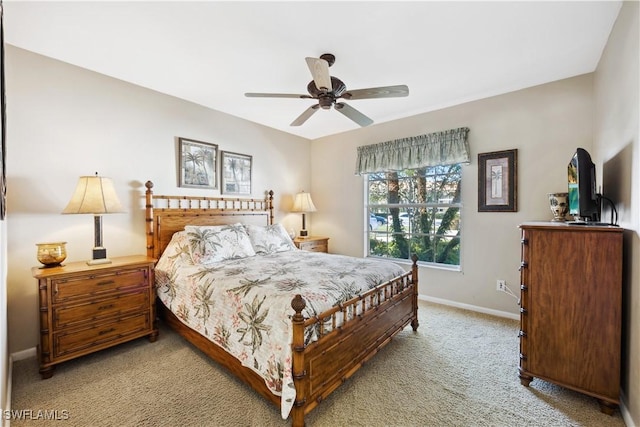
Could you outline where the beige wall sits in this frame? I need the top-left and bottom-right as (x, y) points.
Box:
(593, 1), (639, 425)
(5, 46), (311, 354)
(311, 74), (594, 316)
(1, 222), (7, 423)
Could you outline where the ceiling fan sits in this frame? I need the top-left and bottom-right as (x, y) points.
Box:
(245, 53), (409, 127)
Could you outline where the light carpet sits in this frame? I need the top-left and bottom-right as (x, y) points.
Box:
(11, 301), (626, 426)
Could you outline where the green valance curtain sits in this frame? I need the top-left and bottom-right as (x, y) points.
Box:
(354, 127), (470, 175)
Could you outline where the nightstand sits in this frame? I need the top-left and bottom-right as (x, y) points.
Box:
(32, 255), (158, 379)
(294, 236), (329, 253)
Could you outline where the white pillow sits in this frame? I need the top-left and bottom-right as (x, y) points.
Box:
(155, 230), (194, 281)
(245, 223), (297, 255)
(185, 223), (256, 264)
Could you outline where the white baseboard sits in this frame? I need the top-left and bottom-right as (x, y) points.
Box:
(418, 294), (520, 321)
(4, 355), (12, 427)
(9, 348), (35, 362)
(619, 390), (636, 427)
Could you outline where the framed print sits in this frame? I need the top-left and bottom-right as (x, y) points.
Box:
(478, 149), (517, 212)
(221, 151), (252, 195)
(178, 137), (218, 189)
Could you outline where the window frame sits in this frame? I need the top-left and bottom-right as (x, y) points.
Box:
(364, 166), (463, 271)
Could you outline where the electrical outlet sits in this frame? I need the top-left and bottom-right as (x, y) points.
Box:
(496, 279), (506, 292)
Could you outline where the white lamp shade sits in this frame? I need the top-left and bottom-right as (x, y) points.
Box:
(62, 175), (125, 214)
(291, 191), (317, 213)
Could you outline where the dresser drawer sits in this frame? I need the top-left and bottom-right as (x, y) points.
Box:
(54, 312), (150, 358)
(53, 290), (149, 329)
(52, 268), (148, 303)
(297, 240), (327, 252)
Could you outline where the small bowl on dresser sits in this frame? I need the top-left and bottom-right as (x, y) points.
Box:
(36, 242), (67, 267)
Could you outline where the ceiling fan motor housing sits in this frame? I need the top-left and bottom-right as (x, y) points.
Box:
(307, 76), (347, 109)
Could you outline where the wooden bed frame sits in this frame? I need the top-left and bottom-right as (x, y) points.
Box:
(144, 181), (419, 426)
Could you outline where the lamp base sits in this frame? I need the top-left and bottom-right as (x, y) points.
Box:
(87, 258), (112, 266)
(87, 247), (111, 265)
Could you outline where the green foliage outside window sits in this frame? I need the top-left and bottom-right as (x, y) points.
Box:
(367, 164), (462, 267)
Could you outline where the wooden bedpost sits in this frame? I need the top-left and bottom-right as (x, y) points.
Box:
(290, 294), (307, 427)
(268, 190), (274, 225)
(145, 181), (154, 259)
(411, 254), (419, 331)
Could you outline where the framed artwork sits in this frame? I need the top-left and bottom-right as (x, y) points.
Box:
(478, 149), (517, 212)
(178, 137), (218, 189)
(221, 151), (252, 195)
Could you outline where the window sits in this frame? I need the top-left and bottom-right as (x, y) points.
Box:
(367, 164), (462, 268)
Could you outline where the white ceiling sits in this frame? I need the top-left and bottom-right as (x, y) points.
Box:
(3, 1), (622, 140)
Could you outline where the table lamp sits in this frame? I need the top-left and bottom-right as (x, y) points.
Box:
(62, 173), (125, 265)
(291, 191), (316, 237)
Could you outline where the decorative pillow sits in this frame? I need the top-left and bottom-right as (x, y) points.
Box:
(155, 230), (194, 280)
(245, 223), (297, 255)
(185, 223), (256, 264)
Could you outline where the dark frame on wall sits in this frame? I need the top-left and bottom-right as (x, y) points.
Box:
(478, 149), (517, 212)
(178, 137), (218, 189)
(220, 151), (252, 196)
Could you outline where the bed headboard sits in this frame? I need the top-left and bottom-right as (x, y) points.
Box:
(145, 181), (274, 260)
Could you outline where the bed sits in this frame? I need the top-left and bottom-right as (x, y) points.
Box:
(144, 181), (419, 426)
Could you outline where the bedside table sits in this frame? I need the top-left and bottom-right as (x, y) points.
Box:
(294, 236), (329, 253)
(31, 255), (158, 379)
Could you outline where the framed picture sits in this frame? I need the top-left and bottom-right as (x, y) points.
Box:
(221, 151), (252, 195)
(178, 137), (218, 189)
(478, 149), (517, 212)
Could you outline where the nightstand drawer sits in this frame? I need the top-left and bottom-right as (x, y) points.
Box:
(53, 290), (149, 329)
(298, 240), (327, 252)
(294, 236), (329, 253)
(54, 312), (150, 358)
(52, 268), (148, 303)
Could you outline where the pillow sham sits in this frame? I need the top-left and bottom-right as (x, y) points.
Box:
(155, 230), (194, 277)
(185, 223), (256, 264)
(245, 223), (297, 255)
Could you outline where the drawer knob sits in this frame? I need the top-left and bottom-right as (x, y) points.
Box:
(518, 330), (527, 337)
(520, 307), (528, 314)
(98, 327), (116, 336)
(520, 284), (528, 291)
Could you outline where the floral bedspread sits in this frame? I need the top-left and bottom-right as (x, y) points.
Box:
(155, 247), (406, 419)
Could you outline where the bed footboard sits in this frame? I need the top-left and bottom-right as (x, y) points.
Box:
(289, 256), (419, 426)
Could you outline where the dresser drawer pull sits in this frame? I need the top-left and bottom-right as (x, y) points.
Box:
(519, 262), (528, 271)
(521, 238), (528, 245)
(98, 327), (116, 336)
(519, 353), (527, 361)
(520, 285), (528, 291)
(98, 304), (115, 311)
(518, 330), (527, 337)
(520, 307), (528, 314)
(96, 280), (116, 286)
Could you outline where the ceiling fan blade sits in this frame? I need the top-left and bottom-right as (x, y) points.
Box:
(334, 102), (373, 127)
(342, 85), (409, 100)
(291, 104), (320, 126)
(245, 92), (313, 99)
(305, 57), (332, 92)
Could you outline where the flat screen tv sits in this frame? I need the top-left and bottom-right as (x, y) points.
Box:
(568, 148), (600, 222)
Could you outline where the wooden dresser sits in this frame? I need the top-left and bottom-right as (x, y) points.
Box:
(32, 255), (158, 379)
(294, 236), (329, 253)
(518, 222), (623, 414)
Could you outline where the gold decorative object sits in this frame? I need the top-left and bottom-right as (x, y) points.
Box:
(36, 242), (67, 267)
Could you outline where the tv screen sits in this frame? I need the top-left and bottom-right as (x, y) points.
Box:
(568, 148), (599, 222)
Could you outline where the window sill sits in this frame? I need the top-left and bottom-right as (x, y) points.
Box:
(366, 255), (462, 272)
